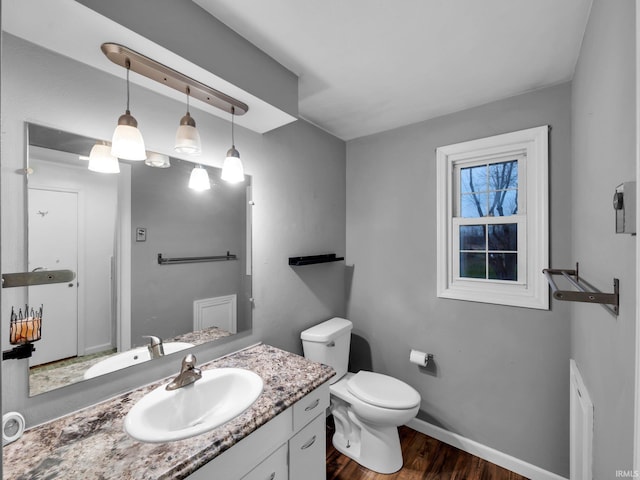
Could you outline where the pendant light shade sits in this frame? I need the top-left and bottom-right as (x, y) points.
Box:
(88, 143), (120, 174)
(221, 107), (245, 183)
(111, 59), (146, 161)
(221, 146), (244, 183)
(175, 88), (201, 154)
(188, 165), (211, 191)
(145, 152), (171, 168)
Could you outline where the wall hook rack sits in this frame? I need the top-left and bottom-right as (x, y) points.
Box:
(542, 263), (619, 316)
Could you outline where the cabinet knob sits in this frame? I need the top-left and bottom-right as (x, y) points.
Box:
(267, 473), (275, 480)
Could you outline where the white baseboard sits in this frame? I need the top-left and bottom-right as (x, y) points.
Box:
(406, 417), (568, 480)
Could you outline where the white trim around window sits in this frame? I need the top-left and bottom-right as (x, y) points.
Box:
(436, 126), (549, 310)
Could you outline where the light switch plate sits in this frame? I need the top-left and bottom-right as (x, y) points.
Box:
(136, 227), (147, 242)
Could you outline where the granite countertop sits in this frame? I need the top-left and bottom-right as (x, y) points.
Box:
(3, 343), (335, 479)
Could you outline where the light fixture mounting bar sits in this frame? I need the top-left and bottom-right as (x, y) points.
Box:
(101, 43), (248, 116)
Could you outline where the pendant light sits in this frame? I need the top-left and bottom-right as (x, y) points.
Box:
(145, 152), (171, 168)
(221, 107), (245, 183)
(188, 164), (211, 191)
(88, 143), (120, 174)
(174, 87), (202, 154)
(111, 59), (146, 161)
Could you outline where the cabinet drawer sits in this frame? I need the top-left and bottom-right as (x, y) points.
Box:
(289, 414), (326, 480)
(241, 443), (288, 480)
(292, 382), (329, 431)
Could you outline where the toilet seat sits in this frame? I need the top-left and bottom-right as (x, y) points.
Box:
(346, 371), (420, 410)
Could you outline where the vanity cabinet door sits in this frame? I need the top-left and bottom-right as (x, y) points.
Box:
(289, 414), (326, 480)
(241, 443), (288, 480)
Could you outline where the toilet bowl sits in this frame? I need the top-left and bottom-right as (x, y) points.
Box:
(301, 317), (421, 474)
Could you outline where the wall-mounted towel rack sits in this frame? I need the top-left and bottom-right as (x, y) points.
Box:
(542, 263), (619, 316)
(157, 252), (237, 265)
(288, 253), (345, 266)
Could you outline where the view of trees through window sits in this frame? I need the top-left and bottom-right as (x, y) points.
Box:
(458, 159), (519, 280)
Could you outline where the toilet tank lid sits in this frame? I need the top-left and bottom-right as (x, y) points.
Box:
(301, 317), (352, 342)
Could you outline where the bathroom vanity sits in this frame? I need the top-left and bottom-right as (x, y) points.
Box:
(2, 343), (334, 479)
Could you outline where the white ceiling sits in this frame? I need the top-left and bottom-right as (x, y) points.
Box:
(2, 0), (297, 135)
(193, 0), (593, 140)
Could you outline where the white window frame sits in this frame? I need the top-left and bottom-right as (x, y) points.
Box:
(436, 126), (549, 310)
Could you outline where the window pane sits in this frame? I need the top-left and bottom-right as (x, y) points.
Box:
(488, 253), (517, 280)
(460, 225), (486, 250)
(460, 252), (486, 278)
(488, 189), (518, 216)
(460, 165), (487, 194)
(488, 224), (517, 251)
(489, 160), (518, 191)
(461, 192), (487, 218)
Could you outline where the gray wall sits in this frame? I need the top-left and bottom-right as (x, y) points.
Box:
(1, 33), (345, 426)
(571, 0), (637, 476)
(346, 83), (573, 476)
(130, 160), (248, 343)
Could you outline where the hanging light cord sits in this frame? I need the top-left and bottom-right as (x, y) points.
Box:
(186, 86), (191, 114)
(231, 106), (235, 146)
(125, 59), (131, 113)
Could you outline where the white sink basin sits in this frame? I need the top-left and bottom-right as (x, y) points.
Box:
(124, 367), (264, 443)
(83, 342), (194, 379)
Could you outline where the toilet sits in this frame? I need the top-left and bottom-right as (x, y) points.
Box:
(301, 317), (420, 474)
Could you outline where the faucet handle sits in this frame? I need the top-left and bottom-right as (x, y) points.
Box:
(143, 335), (165, 358)
(182, 353), (197, 370)
(143, 335), (162, 346)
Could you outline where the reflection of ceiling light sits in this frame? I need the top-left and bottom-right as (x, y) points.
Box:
(145, 152), (171, 168)
(175, 87), (201, 154)
(111, 59), (146, 161)
(221, 107), (245, 183)
(188, 165), (211, 191)
(88, 143), (120, 173)
(221, 147), (244, 183)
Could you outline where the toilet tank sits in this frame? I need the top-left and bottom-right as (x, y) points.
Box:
(301, 317), (352, 383)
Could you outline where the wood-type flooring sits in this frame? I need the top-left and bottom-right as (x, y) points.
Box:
(326, 422), (530, 480)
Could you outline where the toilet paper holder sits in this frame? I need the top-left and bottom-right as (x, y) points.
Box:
(409, 349), (434, 367)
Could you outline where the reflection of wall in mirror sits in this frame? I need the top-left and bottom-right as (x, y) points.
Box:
(18, 154), (118, 359)
(130, 161), (249, 346)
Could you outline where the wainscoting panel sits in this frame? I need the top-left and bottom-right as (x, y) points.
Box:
(570, 359), (593, 480)
(193, 294), (237, 334)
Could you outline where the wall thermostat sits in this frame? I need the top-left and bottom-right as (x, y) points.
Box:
(613, 181), (636, 235)
(2, 411), (25, 445)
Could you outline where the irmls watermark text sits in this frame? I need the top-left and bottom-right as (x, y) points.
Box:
(616, 471), (640, 478)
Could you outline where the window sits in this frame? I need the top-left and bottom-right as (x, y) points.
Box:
(436, 126), (549, 309)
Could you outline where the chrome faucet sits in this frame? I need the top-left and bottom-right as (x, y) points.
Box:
(143, 335), (165, 359)
(166, 354), (202, 391)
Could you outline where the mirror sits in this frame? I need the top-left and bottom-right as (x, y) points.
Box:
(24, 123), (252, 396)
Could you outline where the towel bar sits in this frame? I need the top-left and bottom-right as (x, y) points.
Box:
(543, 263), (619, 316)
(157, 252), (237, 265)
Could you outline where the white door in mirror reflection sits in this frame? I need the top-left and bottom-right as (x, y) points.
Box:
(28, 188), (78, 366)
